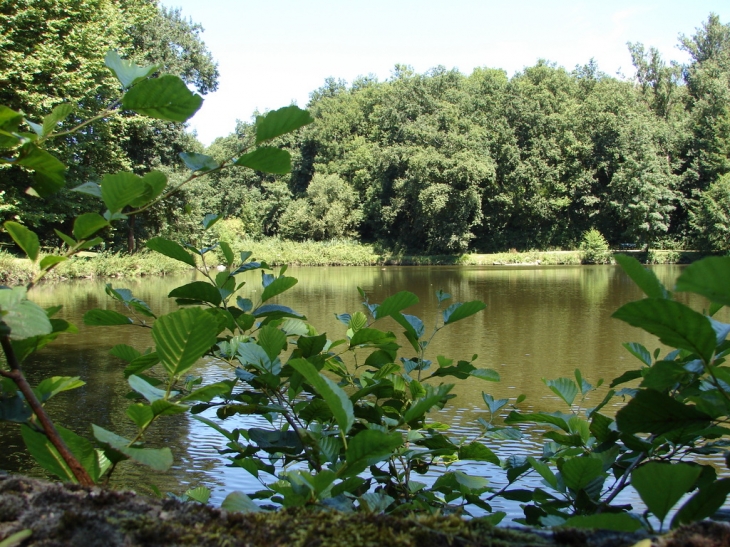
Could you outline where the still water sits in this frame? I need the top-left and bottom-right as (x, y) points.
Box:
(0, 264), (723, 518)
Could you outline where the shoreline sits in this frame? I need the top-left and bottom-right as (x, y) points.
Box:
(0, 244), (710, 286)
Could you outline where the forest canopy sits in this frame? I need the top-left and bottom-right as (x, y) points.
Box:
(1, 5), (729, 255)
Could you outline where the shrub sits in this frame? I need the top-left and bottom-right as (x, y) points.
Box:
(579, 228), (611, 264)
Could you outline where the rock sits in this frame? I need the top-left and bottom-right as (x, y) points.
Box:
(2, 475), (728, 546)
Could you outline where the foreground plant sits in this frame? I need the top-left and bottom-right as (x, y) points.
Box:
(499, 254), (730, 532)
(0, 51), (312, 485)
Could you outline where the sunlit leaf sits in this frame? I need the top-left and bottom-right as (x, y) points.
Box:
(145, 237), (196, 267)
(614, 254), (669, 299)
(235, 147), (291, 174)
(152, 307), (218, 377)
(73, 213), (109, 240)
(83, 309), (132, 326)
(343, 429), (402, 477)
(374, 291), (419, 319)
(443, 300), (486, 324)
(4, 221), (39, 261)
(122, 74), (202, 122)
(613, 299), (718, 363)
(255, 105), (313, 144)
(289, 358), (354, 434)
(105, 50), (157, 89)
(676, 257), (730, 307)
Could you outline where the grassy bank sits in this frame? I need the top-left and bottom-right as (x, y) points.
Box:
(0, 240), (708, 286)
(0, 249), (191, 286)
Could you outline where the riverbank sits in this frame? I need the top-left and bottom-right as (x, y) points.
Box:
(3, 474), (725, 547)
(0, 240), (708, 286)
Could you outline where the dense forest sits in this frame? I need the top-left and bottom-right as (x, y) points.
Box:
(1, 1), (729, 254)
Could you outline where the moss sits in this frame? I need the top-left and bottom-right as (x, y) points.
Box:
(2, 475), (728, 547)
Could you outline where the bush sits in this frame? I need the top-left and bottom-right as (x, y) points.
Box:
(579, 228), (611, 264)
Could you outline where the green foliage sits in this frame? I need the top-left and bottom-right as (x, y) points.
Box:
(690, 173), (730, 252)
(579, 229), (611, 264)
(497, 254), (730, 532)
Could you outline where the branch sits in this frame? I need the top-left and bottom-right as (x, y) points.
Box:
(0, 335), (94, 486)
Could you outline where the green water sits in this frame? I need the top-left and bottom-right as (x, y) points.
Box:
(1, 264), (721, 515)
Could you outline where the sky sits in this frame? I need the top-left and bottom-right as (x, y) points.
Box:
(161, 0), (730, 146)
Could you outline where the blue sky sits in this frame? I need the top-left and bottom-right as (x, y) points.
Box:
(161, 0), (729, 145)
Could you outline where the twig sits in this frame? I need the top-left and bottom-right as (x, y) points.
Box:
(0, 335), (94, 486)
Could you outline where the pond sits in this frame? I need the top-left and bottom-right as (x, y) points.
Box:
(0, 264), (723, 520)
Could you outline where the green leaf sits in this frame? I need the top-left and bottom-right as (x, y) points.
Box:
(612, 299), (718, 364)
(0, 287), (52, 339)
(255, 105), (313, 144)
(39, 255), (67, 270)
(350, 328), (397, 347)
(129, 171), (167, 208)
(289, 358), (354, 434)
(527, 456), (558, 489)
(505, 411), (569, 432)
(616, 389), (712, 435)
(543, 377), (579, 407)
(126, 403), (153, 429)
(261, 276), (298, 302)
(180, 152), (219, 172)
(403, 384), (453, 424)
(676, 257), (730, 307)
(34, 376), (85, 403)
(99, 172), (147, 214)
(672, 478), (730, 528)
(15, 144), (66, 196)
(123, 352), (159, 378)
(622, 342), (653, 366)
(128, 374), (166, 402)
(561, 457), (603, 491)
(235, 147), (291, 174)
(146, 237), (196, 267)
(73, 213), (109, 240)
(54, 229), (77, 247)
(168, 281), (222, 306)
(0, 529), (33, 547)
(4, 221), (40, 261)
(632, 462), (701, 524)
(433, 471), (489, 494)
(152, 307), (218, 377)
(41, 103), (74, 136)
(105, 50), (157, 89)
(92, 424), (173, 471)
(443, 300), (487, 324)
(83, 309), (132, 326)
(343, 429), (402, 477)
(179, 381), (233, 403)
(562, 513), (643, 532)
(614, 254), (669, 299)
(221, 491), (262, 513)
(111, 346), (142, 367)
(374, 291), (419, 319)
(0, 105), (23, 149)
(257, 325), (287, 362)
(219, 241), (234, 266)
(184, 485), (211, 504)
(71, 181), (102, 199)
(470, 368), (500, 382)
(202, 213), (221, 229)
(122, 74), (202, 122)
(297, 333), (327, 357)
(20, 425), (75, 482)
(459, 442), (499, 465)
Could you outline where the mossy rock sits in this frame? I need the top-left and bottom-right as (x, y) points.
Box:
(1, 475), (728, 547)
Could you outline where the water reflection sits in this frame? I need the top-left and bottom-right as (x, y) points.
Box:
(1, 265), (726, 514)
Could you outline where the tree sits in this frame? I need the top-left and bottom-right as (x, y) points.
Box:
(278, 173), (361, 240)
(690, 172), (730, 251)
(0, 0), (218, 248)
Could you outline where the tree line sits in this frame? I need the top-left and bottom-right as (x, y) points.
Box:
(2, 2), (729, 254)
